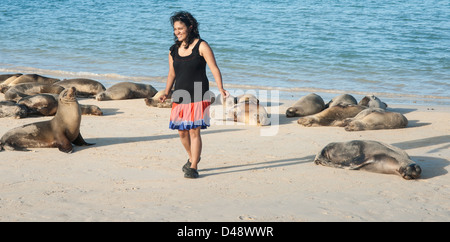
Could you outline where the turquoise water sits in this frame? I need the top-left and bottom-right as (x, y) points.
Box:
(1, 0), (449, 105)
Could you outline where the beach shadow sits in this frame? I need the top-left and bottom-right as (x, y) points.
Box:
(407, 120), (431, 127)
(84, 128), (243, 148)
(412, 156), (449, 179)
(392, 135), (450, 150)
(201, 155), (315, 177)
(101, 108), (123, 116)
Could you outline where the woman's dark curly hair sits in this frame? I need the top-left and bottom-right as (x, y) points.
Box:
(170, 11), (200, 49)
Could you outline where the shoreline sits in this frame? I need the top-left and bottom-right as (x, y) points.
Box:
(0, 93), (449, 221)
(1, 67), (449, 107)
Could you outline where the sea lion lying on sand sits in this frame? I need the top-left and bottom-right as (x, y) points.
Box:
(96, 82), (157, 101)
(53, 78), (106, 97)
(0, 74), (60, 93)
(314, 140), (421, 179)
(17, 93), (103, 116)
(325, 94), (357, 108)
(144, 90), (173, 108)
(4, 83), (64, 102)
(286, 93), (325, 117)
(342, 108), (408, 131)
(226, 94), (270, 126)
(297, 104), (366, 127)
(0, 87), (93, 152)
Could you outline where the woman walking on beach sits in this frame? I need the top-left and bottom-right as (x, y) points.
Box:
(159, 11), (228, 178)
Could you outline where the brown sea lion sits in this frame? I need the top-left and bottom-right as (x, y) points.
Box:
(95, 82), (157, 101)
(0, 74), (22, 84)
(0, 74), (60, 93)
(17, 94), (59, 116)
(17, 93), (103, 116)
(4, 83), (64, 102)
(0, 87), (93, 153)
(80, 104), (103, 116)
(0, 101), (28, 119)
(286, 93), (325, 117)
(226, 99), (270, 126)
(314, 140), (422, 179)
(53, 78), (106, 97)
(297, 104), (366, 127)
(144, 90), (173, 108)
(325, 94), (357, 108)
(342, 108), (408, 131)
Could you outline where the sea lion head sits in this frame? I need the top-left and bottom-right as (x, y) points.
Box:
(95, 92), (107, 101)
(59, 87), (77, 104)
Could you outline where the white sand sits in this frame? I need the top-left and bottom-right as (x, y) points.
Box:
(0, 95), (449, 221)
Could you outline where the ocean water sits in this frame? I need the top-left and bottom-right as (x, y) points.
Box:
(1, 0), (449, 105)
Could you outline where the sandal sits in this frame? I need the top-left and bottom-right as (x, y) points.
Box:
(184, 168), (199, 179)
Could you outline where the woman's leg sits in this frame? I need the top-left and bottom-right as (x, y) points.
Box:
(188, 127), (202, 169)
(178, 130), (191, 161)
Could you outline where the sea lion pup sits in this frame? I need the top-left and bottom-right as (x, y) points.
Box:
(226, 99), (270, 126)
(297, 104), (366, 127)
(53, 78), (106, 97)
(4, 83), (65, 102)
(358, 95), (387, 109)
(95, 82), (158, 101)
(286, 93), (325, 117)
(0, 74), (60, 92)
(17, 94), (59, 116)
(0, 101), (28, 119)
(0, 87), (94, 153)
(324, 94), (357, 108)
(342, 108), (408, 131)
(18, 94), (103, 116)
(144, 90), (173, 108)
(314, 140), (421, 179)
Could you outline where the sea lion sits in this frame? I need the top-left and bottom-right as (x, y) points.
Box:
(0, 74), (60, 92)
(144, 90), (173, 108)
(95, 82), (157, 101)
(0, 101), (28, 119)
(342, 108), (408, 131)
(314, 140), (422, 179)
(358, 95), (387, 109)
(17, 94), (59, 116)
(4, 83), (64, 102)
(53, 78), (106, 97)
(0, 87), (93, 153)
(226, 99), (270, 126)
(286, 93), (325, 117)
(297, 104), (366, 127)
(325, 94), (357, 108)
(0, 74), (22, 84)
(17, 93), (103, 116)
(80, 104), (103, 116)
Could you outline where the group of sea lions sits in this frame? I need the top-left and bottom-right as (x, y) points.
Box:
(286, 93), (420, 179)
(0, 73), (164, 153)
(288, 93), (407, 131)
(0, 73), (422, 179)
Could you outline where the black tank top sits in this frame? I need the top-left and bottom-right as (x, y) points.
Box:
(170, 39), (210, 103)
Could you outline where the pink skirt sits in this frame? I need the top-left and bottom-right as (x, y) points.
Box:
(169, 100), (211, 130)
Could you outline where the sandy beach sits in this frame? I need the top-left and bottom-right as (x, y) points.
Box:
(0, 93), (449, 222)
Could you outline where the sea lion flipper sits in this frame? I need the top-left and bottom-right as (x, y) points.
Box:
(72, 133), (95, 146)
